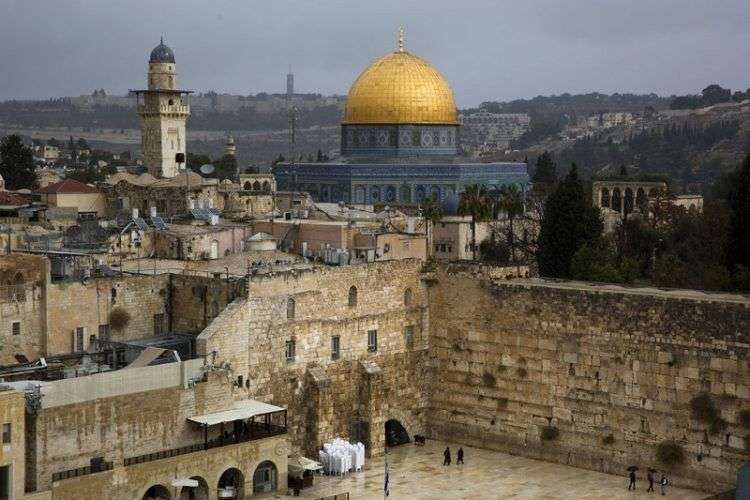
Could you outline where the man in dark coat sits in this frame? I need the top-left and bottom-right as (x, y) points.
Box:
(443, 447), (451, 466)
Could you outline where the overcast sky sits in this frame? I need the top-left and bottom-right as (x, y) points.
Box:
(1, 0), (748, 106)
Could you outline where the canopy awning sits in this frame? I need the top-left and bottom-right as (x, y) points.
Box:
(188, 399), (285, 426)
(171, 478), (199, 488)
(289, 456), (323, 472)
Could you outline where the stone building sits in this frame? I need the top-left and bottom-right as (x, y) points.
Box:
(36, 180), (105, 220)
(132, 39), (191, 179)
(274, 32), (529, 203)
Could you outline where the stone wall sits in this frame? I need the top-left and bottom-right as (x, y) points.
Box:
(29, 366), (239, 492)
(427, 267), (750, 492)
(169, 274), (245, 334)
(0, 389), (28, 500)
(45, 274), (171, 354)
(198, 260), (430, 457)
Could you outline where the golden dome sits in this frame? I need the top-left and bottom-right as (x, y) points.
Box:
(343, 46), (458, 125)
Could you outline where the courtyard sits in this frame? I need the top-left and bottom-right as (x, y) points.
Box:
(280, 440), (706, 500)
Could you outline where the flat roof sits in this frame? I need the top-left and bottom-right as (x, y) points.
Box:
(188, 399), (285, 426)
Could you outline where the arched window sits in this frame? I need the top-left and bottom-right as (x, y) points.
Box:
(404, 288), (413, 307)
(262, 181), (271, 192)
(253, 181), (261, 191)
(348, 286), (358, 307)
(286, 298), (295, 319)
(243, 181), (252, 190)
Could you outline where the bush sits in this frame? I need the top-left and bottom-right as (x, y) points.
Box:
(541, 426), (559, 441)
(690, 393), (718, 424)
(602, 434), (615, 445)
(109, 308), (131, 330)
(709, 417), (727, 435)
(482, 371), (497, 388)
(516, 367), (528, 378)
(656, 440), (684, 466)
(739, 410), (750, 429)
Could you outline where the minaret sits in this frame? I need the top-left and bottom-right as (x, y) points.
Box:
(286, 67), (294, 97)
(133, 38), (191, 178)
(224, 136), (236, 157)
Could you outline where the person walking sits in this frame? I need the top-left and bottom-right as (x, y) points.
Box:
(628, 470), (636, 491)
(443, 447), (451, 466)
(457, 447), (464, 465)
(647, 470), (654, 493)
(660, 474), (668, 495)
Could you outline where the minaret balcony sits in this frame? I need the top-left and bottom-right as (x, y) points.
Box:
(137, 103), (190, 115)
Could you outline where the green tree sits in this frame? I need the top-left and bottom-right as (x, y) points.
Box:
(498, 185), (525, 263)
(728, 152), (750, 283)
(532, 151), (557, 184)
(420, 194), (444, 259)
(47, 137), (60, 148)
(0, 135), (37, 189)
(537, 163), (603, 278)
(186, 153), (211, 173)
(66, 166), (104, 184)
(213, 154), (238, 181)
(459, 184), (492, 260)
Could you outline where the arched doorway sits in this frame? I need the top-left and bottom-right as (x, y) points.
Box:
(217, 468), (244, 500)
(611, 188), (622, 213)
(143, 485), (170, 500)
(253, 461), (278, 494)
(385, 419), (410, 447)
(178, 477), (209, 500)
(600, 188), (610, 208)
(624, 187), (634, 216)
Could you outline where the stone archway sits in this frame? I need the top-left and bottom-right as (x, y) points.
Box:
(385, 419), (410, 447)
(217, 468), (244, 500)
(252, 460), (278, 494)
(178, 476), (209, 500)
(143, 484), (170, 500)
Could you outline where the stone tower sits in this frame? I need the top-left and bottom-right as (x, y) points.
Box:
(134, 38), (191, 178)
(224, 136), (236, 157)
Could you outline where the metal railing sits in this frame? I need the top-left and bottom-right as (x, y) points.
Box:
(124, 423), (286, 467)
(52, 461), (113, 482)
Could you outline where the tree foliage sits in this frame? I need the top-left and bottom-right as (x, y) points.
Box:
(0, 134), (37, 189)
(459, 185), (492, 260)
(728, 152), (750, 275)
(537, 164), (603, 278)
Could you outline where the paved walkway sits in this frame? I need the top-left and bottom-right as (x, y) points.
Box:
(280, 440), (706, 499)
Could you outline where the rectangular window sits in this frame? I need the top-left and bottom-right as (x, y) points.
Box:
(367, 330), (378, 352)
(331, 335), (340, 360)
(405, 325), (415, 346)
(98, 324), (110, 341)
(1, 423), (9, 444)
(285, 340), (296, 362)
(11, 321), (20, 336)
(153, 313), (165, 336)
(74, 327), (85, 352)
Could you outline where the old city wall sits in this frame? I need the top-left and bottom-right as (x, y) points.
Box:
(50, 435), (286, 500)
(45, 274), (171, 354)
(0, 255), (49, 364)
(29, 363), (238, 492)
(169, 274), (245, 334)
(198, 260), (430, 457)
(427, 266), (750, 492)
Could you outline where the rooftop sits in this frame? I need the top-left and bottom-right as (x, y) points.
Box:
(37, 178), (100, 194)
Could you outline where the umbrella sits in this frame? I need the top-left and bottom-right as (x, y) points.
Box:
(627, 465), (639, 472)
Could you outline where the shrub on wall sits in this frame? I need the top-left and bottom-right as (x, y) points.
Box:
(690, 393), (718, 423)
(109, 307), (131, 331)
(602, 434), (615, 445)
(739, 409), (750, 429)
(482, 371), (497, 387)
(656, 440), (684, 466)
(516, 367), (528, 378)
(541, 426), (559, 441)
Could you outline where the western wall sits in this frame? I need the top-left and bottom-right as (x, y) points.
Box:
(426, 263), (750, 491)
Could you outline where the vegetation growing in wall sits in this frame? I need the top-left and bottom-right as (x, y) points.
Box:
(602, 434), (615, 445)
(656, 440), (685, 466)
(689, 393), (727, 434)
(738, 409), (750, 429)
(516, 367), (528, 378)
(482, 371), (497, 388)
(109, 307), (131, 330)
(541, 426), (559, 441)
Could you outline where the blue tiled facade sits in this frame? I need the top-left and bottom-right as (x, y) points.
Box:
(273, 161), (529, 204)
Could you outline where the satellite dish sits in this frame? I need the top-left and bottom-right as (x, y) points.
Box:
(199, 164), (215, 175)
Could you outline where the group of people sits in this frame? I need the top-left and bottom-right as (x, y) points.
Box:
(629, 469), (670, 495)
(443, 446), (464, 466)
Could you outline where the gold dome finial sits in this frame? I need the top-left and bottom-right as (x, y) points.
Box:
(398, 27), (404, 52)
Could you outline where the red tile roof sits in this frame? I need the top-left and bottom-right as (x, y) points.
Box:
(37, 179), (100, 194)
(0, 191), (29, 206)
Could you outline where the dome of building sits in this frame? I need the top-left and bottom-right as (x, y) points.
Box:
(343, 45), (458, 125)
(149, 38), (175, 63)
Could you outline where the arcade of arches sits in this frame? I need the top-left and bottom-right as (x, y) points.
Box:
(592, 180), (665, 216)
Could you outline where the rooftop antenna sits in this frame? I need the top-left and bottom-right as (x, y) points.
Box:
(398, 26), (405, 52)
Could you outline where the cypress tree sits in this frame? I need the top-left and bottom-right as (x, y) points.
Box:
(728, 152), (750, 273)
(0, 134), (37, 190)
(537, 163), (603, 278)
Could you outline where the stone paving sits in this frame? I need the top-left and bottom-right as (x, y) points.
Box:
(276, 440), (706, 500)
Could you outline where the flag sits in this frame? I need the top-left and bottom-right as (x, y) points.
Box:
(384, 454), (390, 498)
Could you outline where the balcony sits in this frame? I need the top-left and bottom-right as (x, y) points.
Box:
(52, 459), (113, 482)
(137, 104), (190, 115)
